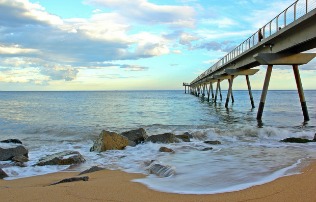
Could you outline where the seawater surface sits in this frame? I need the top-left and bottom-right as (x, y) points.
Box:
(0, 90), (315, 194)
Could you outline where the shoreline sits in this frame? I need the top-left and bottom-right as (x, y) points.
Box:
(1, 160), (315, 202)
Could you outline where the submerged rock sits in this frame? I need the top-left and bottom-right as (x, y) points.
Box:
(204, 140), (221, 145)
(0, 145), (28, 161)
(0, 139), (23, 144)
(90, 130), (129, 152)
(280, 137), (314, 143)
(0, 168), (8, 179)
(36, 151), (85, 166)
(201, 147), (213, 151)
(146, 133), (179, 144)
(50, 176), (89, 186)
(12, 155), (29, 163)
(79, 166), (105, 175)
(159, 147), (174, 153)
(146, 161), (175, 177)
(175, 134), (190, 142)
(121, 128), (148, 145)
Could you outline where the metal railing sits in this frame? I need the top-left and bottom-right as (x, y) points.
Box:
(190, 0), (316, 85)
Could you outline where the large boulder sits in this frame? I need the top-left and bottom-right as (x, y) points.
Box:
(0, 145), (28, 161)
(175, 134), (190, 142)
(159, 147), (174, 153)
(146, 133), (179, 143)
(90, 130), (129, 152)
(121, 128), (148, 145)
(204, 140), (221, 145)
(0, 168), (8, 179)
(0, 139), (22, 144)
(36, 151), (85, 166)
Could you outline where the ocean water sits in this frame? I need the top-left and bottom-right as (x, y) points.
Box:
(0, 90), (315, 194)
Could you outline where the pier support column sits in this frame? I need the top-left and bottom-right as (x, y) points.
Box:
(218, 82), (222, 101)
(293, 65), (310, 121)
(207, 83), (211, 102)
(202, 84), (206, 98)
(225, 76), (235, 108)
(210, 82), (214, 99)
(228, 79), (235, 103)
(185, 86), (187, 94)
(257, 65), (273, 120)
(214, 79), (220, 103)
(246, 75), (255, 108)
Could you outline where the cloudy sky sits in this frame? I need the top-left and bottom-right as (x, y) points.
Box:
(0, 0), (315, 91)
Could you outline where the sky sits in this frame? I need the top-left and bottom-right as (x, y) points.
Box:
(0, 0), (315, 91)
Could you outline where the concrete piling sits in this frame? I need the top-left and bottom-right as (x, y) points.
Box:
(257, 65), (273, 120)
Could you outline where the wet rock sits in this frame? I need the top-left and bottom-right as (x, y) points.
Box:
(159, 147), (174, 153)
(146, 133), (179, 144)
(204, 140), (221, 145)
(313, 133), (316, 141)
(175, 134), (190, 142)
(121, 128), (148, 145)
(182, 132), (193, 139)
(146, 161), (175, 177)
(0, 139), (23, 144)
(79, 166), (105, 175)
(50, 176), (89, 186)
(12, 155), (29, 163)
(0, 168), (8, 179)
(201, 147), (213, 151)
(0, 145), (28, 161)
(36, 151), (85, 166)
(280, 137), (314, 143)
(90, 130), (129, 152)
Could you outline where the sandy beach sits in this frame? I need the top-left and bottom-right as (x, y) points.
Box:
(0, 161), (315, 202)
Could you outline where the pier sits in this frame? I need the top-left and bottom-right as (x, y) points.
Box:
(184, 0), (316, 122)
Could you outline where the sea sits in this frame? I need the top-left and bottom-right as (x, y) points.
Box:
(0, 90), (315, 194)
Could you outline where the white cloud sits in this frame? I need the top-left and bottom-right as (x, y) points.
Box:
(0, 44), (38, 55)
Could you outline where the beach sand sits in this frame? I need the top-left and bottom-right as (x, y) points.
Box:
(0, 161), (315, 202)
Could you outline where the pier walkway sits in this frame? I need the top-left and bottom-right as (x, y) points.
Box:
(184, 0), (316, 122)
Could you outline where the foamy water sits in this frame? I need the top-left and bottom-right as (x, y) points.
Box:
(0, 91), (315, 194)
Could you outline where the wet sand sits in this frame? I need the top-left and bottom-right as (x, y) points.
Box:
(0, 161), (315, 202)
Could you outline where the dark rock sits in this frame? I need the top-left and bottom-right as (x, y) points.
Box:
(146, 133), (179, 143)
(121, 128), (148, 145)
(90, 130), (129, 152)
(281, 137), (313, 143)
(79, 166), (105, 175)
(201, 147), (213, 151)
(146, 161), (175, 177)
(0, 168), (8, 179)
(127, 140), (137, 147)
(204, 140), (221, 145)
(0, 139), (23, 144)
(50, 176), (89, 185)
(36, 151), (85, 166)
(175, 134), (190, 142)
(159, 147), (174, 153)
(182, 132), (193, 139)
(313, 133), (316, 141)
(12, 155), (29, 163)
(0, 145), (28, 161)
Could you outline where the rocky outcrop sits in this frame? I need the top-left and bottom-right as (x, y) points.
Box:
(0, 139), (23, 144)
(146, 161), (175, 177)
(281, 137), (315, 143)
(90, 130), (129, 152)
(0, 168), (8, 179)
(36, 151), (85, 166)
(79, 166), (105, 175)
(0, 146), (28, 161)
(159, 147), (174, 153)
(146, 133), (179, 143)
(204, 140), (221, 145)
(50, 176), (89, 186)
(175, 134), (190, 142)
(121, 128), (148, 145)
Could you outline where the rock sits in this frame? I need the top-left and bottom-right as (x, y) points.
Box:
(182, 132), (193, 139)
(204, 140), (221, 145)
(146, 161), (175, 177)
(79, 166), (105, 175)
(280, 137), (313, 143)
(50, 176), (89, 186)
(201, 147), (213, 151)
(36, 151), (85, 166)
(313, 133), (316, 141)
(12, 155), (29, 163)
(159, 147), (174, 153)
(0, 139), (23, 144)
(121, 128), (148, 145)
(146, 133), (179, 143)
(90, 130), (129, 152)
(175, 134), (190, 142)
(0, 145), (28, 161)
(0, 168), (8, 179)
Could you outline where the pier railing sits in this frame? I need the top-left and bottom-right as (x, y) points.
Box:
(190, 0), (316, 85)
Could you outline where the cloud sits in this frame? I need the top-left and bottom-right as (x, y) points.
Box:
(0, 44), (38, 55)
(195, 40), (236, 52)
(120, 65), (148, 71)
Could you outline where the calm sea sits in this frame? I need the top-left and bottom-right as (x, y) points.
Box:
(0, 90), (315, 194)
